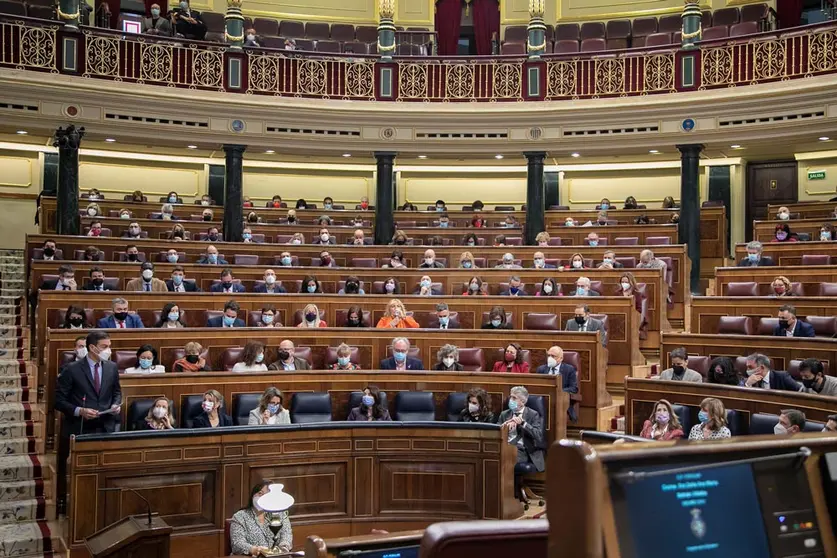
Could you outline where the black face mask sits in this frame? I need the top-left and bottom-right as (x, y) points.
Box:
(347, 319), (359, 327)
(113, 311), (128, 322)
(222, 282), (233, 290)
(208, 234), (218, 241)
(345, 283), (358, 293)
(277, 350), (290, 361)
(779, 319), (790, 329)
(43, 247), (55, 257)
(185, 354), (200, 364)
(288, 217), (296, 224)
(127, 254), (138, 262)
(803, 377), (820, 390)
(69, 317), (84, 327)
(575, 316), (586, 325)
(173, 232), (184, 239)
(203, 215), (212, 222)
(672, 365), (685, 376)
(91, 278), (104, 288)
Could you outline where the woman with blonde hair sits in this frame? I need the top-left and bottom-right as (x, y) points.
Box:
(288, 232), (304, 245)
(375, 299), (419, 329)
(297, 303), (327, 328)
(173, 342), (208, 372)
(169, 223), (187, 241)
(771, 275), (794, 297)
(391, 230), (409, 245)
(142, 397), (175, 430)
(331, 343), (361, 370)
(118, 208), (132, 219)
(458, 251), (478, 269)
(639, 399), (684, 440)
(618, 271), (647, 338)
(688, 397), (731, 440)
(248, 386), (290, 425)
(85, 202), (101, 217)
(535, 231), (550, 247)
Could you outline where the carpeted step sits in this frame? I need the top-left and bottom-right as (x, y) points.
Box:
(0, 437), (41, 456)
(0, 456), (48, 482)
(0, 404), (43, 424)
(0, 388), (31, 404)
(0, 422), (40, 440)
(0, 498), (53, 526)
(0, 520), (63, 556)
(0, 479), (46, 502)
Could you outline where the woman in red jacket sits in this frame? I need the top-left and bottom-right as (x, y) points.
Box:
(639, 399), (684, 440)
(492, 343), (529, 373)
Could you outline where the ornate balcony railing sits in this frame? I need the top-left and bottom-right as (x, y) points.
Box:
(1, 15), (836, 102)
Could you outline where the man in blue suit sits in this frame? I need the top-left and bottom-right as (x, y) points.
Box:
(773, 305), (815, 338)
(379, 337), (424, 370)
(209, 268), (246, 294)
(206, 300), (246, 327)
(252, 269), (287, 294)
(96, 298), (144, 329)
(744, 353), (803, 392)
(535, 346), (579, 422)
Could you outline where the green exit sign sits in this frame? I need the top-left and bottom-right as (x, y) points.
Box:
(808, 170), (827, 181)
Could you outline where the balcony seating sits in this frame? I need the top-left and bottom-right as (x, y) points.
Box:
(714, 7), (741, 26)
(658, 14), (681, 33)
(806, 316), (837, 338)
(730, 21), (759, 37)
(502, 43), (525, 55)
(504, 26), (527, 43)
(555, 23), (580, 41)
(717, 316), (753, 335)
(580, 38), (606, 52)
(631, 17), (658, 47)
(741, 3), (768, 23)
(343, 41), (369, 54)
(645, 32), (672, 47)
(702, 25), (729, 40)
(317, 40), (341, 53)
(580, 22), (605, 41)
(523, 313), (559, 331)
(295, 38), (316, 51)
(202, 11), (224, 33)
(701, 10), (713, 28)
(605, 20), (631, 50)
(0, 0), (25, 15)
(331, 23), (355, 42)
(355, 25), (377, 43)
(305, 22), (330, 40)
(279, 20), (305, 38)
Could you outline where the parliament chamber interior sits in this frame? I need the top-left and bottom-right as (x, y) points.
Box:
(3, 0), (837, 555)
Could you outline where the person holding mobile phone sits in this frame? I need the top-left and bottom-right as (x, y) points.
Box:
(248, 387), (290, 426)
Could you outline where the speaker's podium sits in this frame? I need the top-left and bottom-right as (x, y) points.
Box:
(84, 513), (172, 558)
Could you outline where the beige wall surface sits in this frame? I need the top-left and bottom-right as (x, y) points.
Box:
(78, 156), (206, 204)
(0, 148), (41, 250)
(560, 167), (681, 209)
(189, 0), (433, 25)
(398, 172), (526, 209)
(796, 153), (837, 202)
(243, 169), (374, 205)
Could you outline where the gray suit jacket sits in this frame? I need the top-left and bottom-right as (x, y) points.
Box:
(142, 16), (172, 35)
(564, 317), (607, 346)
(498, 406), (545, 472)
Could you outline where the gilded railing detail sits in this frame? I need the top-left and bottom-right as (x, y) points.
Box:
(1, 17), (837, 101)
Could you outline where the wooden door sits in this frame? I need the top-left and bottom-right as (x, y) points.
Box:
(746, 161), (798, 241)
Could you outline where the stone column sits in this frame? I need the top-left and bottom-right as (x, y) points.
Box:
(374, 152), (396, 245)
(225, 0), (244, 50)
(527, 0), (547, 58)
(377, 0), (396, 60)
(524, 151), (546, 245)
(53, 125), (84, 236)
(222, 144), (246, 243)
(681, 1), (702, 49)
(677, 143), (704, 294)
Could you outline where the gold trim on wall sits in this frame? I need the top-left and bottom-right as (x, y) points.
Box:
(0, 156), (33, 188)
(78, 160), (201, 197)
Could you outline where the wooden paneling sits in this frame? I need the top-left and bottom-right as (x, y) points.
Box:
(68, 425), (520, 556)
(753, 218), (837, 243)
(713, 266), (837, 298)
(767, 201), (837, 220)
(689, 297), (837, 335)
(733, 240), (837, 267)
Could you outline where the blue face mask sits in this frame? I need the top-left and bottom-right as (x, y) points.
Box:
(172, 275), (183, 285)
(139, 358), (153, 369)
(491, 319), (501, 327)
(167, 254), (178, 263)
(440, 222), (448, 228)
(421, 280), (431, 288)
(601, 203), (609, 210)
(222, 315), (236, 326)
(281, 256), (291, 266)
(439, 316), (449, 326)
(255, 353), (264, 363)
(510, 287), (519, 295)
(168, 312), (179, 322)
(698, 410), (709, 423)
(576, 286), (587, 296)
(436, 206), (444, 212)
(362, 395), (375, 406)
(307, 285), (316, 293)
(337, 356), (351, 367)
(262, 314), (274, 324)
(747, 253), (759, 262)
(208, 254), (218, 263)
(508, 399), (519, 412)
(393, 351), (407, 362)
(462, 261), (472, 269)
(243, 233), (252, 240)
(168, 195), (177, 202)
(589, 240), (598, 247)
(267, 403), (280, 415)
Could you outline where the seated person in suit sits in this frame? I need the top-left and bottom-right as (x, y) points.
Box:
(358, 196), (370, 210)
(420, 249), (445, 269)
(376, 299), (419, 329)
(242, 227), (259, 243)
(565, 303), (607, 346)
(97, 297), (144, 328)
(799, 358), (837, 396)
(433, 302), (458, 330)
(438, 213), (451, 228)
(121, 222), (144, 240)
(500, 275), (525, 296)
(434, 343), (464, 371)
(298, 303), (327, 328)
(775, 409), (806, 435)
(201, 208), (214, 222)
(624, 196), (639, 209)
(639, 399), (684, 440)
(744, 353), (803, 392)
(277, 252), (294, 268)
(173, 342), (209, 372)
(193, 389), (232, 428)
(82, 245), (102, 262)
(738, 240), (775, 267)
(39, 239), (58, 261)
(570, 276), (599, 296)
(492, 343), (529, 373)
(142, 2), (171, 37)
(81, 267), (113, 291)
(197, 245), (228, 265)
(210, 268), (246, 294)
(249, 387), (290, 425)
(167, 266), (201, 292)
(141, 397), (175, 430)
(125, 262), (168, 292)
(482, 305), (512, 330)
(599, 250), (624, 269)
(657, 347), (703, 382)
(268, 339), (312, 371)
(257, 305), (281, 327)
(312, 227), (335, 245)
(584, 232), (601, 247)
(774, 304), (815, 337)
(535, 232), (551, 247)
(204, 226), (221, 242)
(460, 387), (495, 422)
(495, 253), (521, 270)
(124, 344), (166, 374)
(124, 245), (142, 263)
(349, 229), (368, 246)
(158, 203), (176, 220)
(338, 276), (364, 295)
(532, 251), (556, 270)
(243, 28), (260, 47)
(379, 337), (424, 370)
(331, 343), (361, 370)
(535, 346), (578, 421)
(318, 250), (338, 268)
(499, 386), (546, 503)
(171, 0), (206, 39)
(41, 264), (77, 291)
(206, 300), (245, 328)
(254, 269), (286, 294)
(536, 278), (559, 297)
(348, 385), (391, 421)
(413, 275), (442, 296)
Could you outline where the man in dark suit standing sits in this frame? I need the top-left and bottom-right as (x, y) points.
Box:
(81, 267), (114, 291)
(166, 266), (202, 292)
(54, 330), (122, 514)
(564, 303), (607, 346)
(206, 300), (246, 327)
(379, 337), (424, 370)
(535, 346), (579, 422)
(497, 386), (546, 503)
(744, 353), (803, 392)
(96, 298), (145, 328)
(210, 268), (246, 294)
(737, 240), (775, 267)
(774, 305), (815, 338)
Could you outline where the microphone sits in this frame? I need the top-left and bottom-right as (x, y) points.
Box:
(98, 487), (153, 525)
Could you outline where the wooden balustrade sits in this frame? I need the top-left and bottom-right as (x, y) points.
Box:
(767, 201), (837, 220)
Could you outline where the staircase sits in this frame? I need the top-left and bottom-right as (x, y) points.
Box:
(0, 250), (63, 557)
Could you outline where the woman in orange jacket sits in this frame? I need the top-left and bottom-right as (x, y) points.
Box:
(375, 299), (420, 329)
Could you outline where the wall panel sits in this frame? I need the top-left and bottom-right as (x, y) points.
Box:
(243, 169), (373, 205)
(78, 157), (205, 202)
(400, 173), (526, 207)
(797, 155), (837, 201)
(561, 168), (679, 208)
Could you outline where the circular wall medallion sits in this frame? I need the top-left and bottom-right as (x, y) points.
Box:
(681, 118), (696, 132)
(64, 105), (79, 118)
(230, 119), (246, 133)
(528, 127), (543, 140)
(380, 127), (396, 140)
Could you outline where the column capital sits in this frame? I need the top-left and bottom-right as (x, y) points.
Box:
(223, 144), (247, 155)
(374, 151), (397, 161)
(53, 125), (85, 150)
(676, 144), (705, 156)
(523, 151), (547, 161)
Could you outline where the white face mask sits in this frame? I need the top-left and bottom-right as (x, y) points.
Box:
(542, 284), (553, 294)
(468, 403), (480, 414)
(425, 258), (434, 265)
(76, 347), (88, 359)
(443, 357), (455, 368)
(265, 274), (276, 285)
(152, 406), (167, 419)
(774, 423), (788, 435)
(547, 356), (559, 369)
(142, 269), (153, 280)
(87, 208), (96, 216)
(572, 260), (583, 269)
(621, 282), (631, 291)
(534, 258), (544, 268)
(202, 400), (215, 412)
(96, 347), (112, 361)
(320, 233), (329, 242)
(246, 34), (255, 41)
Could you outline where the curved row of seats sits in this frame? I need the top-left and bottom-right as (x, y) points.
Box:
(717, 315), (837, 338)
(124, 390), (548, 431)
(725, 279), (837, 297)
(664, 403), (823, 437)
(684, 353), (830, 381)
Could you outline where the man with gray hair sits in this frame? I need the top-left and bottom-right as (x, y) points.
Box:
(658, 347), (703, 382)
(498, 386), (546, 503)
(738, 240), (775, 267)
(379, 337), (424, 370)
(495, 253), (522, 269)
(419, 249), (445, 269)
(434, 302), (459, 330)
(96, 297), (145, 328)
(571, 276), (600, 297)
(744, 353), (803, 391)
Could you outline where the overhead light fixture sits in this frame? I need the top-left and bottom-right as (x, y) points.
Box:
(730, 144), (741, 149)
(342, 153), (352, 158)
(187, 145), (197, 149)
(418, 155), (427, 159)
(649, 149), (660, 154)
(495, 154), (504, 159)
(265, 149), (275, 154)
(571, 152), (581, 158)
(104, 138), (116, 143)
(15, 130), (27, 135)
(819, 136), (831, 141)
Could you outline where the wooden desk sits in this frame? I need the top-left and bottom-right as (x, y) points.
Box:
(712, 266), (837, 297)
(733, 240), (837, 266)
(305, 530), (423, 558)
(69, 424), (520, 558)
(624, 377), (837, 435)
(753, 218), (837, 243)
(688, 296), (837, 335)
(767, 201), (837, 220)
